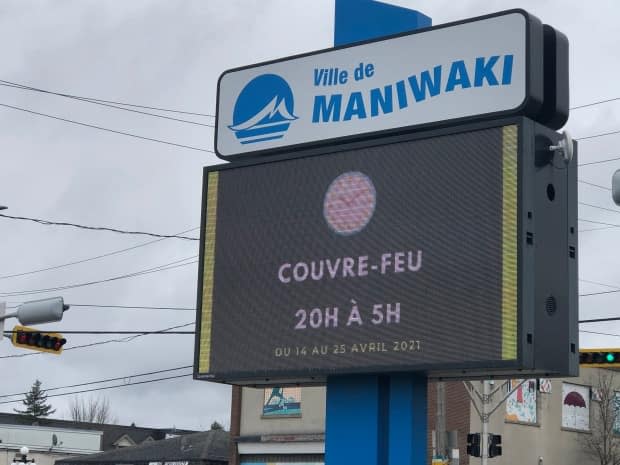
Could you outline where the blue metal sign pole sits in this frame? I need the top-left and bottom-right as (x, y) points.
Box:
(326, 2), (431, 464)
(334, 0), (431, 46)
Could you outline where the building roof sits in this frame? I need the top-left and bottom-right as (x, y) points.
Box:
(0, 413), (195, 451)
(54, 430), (230, 465)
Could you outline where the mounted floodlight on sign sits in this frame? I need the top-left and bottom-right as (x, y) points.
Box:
(549, 131), (574, 165)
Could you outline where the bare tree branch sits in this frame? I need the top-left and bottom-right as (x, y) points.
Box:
(582, 371), (620, 465)
(68, 396), (116, 424)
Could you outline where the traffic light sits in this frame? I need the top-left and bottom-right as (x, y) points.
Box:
(11, 325), (66, 354)
(488, 434), (502, 458)
(467, 433), (481, 457)
(580, 348), (620, 367)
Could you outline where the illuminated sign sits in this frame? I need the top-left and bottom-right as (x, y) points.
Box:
(215, 10), (568, 160)
(195, 118), (578, 385)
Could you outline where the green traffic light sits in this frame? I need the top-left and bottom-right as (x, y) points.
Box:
(606, 353), (616, 363)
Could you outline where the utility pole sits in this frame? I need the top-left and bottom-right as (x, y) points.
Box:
(436, 381), (447, 460)
(465, 379), (526, 463)
(481, 381), (490, 465)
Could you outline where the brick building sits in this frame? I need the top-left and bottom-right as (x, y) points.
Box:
(229, 381), (471, 465)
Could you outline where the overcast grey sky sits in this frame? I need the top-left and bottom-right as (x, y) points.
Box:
(0, 0), (619, 430)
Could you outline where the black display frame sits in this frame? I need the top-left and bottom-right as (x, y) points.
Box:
(194, 116), (579, 386)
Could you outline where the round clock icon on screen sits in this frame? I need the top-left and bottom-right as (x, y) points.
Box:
(323, 171), (376, 235)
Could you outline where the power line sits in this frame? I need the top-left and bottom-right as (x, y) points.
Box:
(55, 311), (618, 328)
(581, 329), (620, 338)
(6, 303), (195, 311)
(0, 79), (216, 117)
(580, 278), (620, 290)
(0, 365), (192, 399)
(0, 213), (199, 240)
(7, 331), (620, 400)
(580, 317), (620, 324)
(0, 257), (197, 297)
(3, 77), (617, 119)
(576, 129), (620, 142)
(0, 102), (215, 153)
(4, 78), (620, 154)
(579, 155), (620, 167)
(0, 256), (197, 297)
(571, 97), (620, 111)
(579, 202), (620, 215)
(0, 226), (199, 280)
(578, 179), (611, 191)
(0, 374), (192, 405)
(4, 330), (194, 335)
(580, 226), (616, 233)
(0, 205), (604, 249)
(64, 304), (195, 311)
(0, 81), (214, 127)
(576, 199), (620, 232)
(0, 322), (194, 359)
(574, 215), (620, 232)
(578, 278), (620, 296)
(580, 289), (620, 297)
(578, 218), (620, 230)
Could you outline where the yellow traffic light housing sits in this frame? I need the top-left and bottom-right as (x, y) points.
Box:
(579, 348), (620, 367)
(11, 325), (66, 354)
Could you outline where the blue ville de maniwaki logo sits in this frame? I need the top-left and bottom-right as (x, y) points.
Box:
(228, 74), (298, 145)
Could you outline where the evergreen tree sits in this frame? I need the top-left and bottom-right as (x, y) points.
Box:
(14, 380), (56, 418)
(210, 421), (224, 430)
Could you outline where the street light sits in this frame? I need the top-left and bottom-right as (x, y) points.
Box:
(613, 170), (620, 206)
(11, 446), (36, 465)
(1, 298), (70, 341)
(0, 204), (70, 345)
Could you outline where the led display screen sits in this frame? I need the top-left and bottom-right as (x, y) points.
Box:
(196, 124), (521, 383)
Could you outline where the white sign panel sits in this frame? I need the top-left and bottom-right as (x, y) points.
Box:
(216, 10), (540, 159)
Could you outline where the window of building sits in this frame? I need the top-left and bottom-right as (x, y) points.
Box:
(561, 382), (590, 431)
(505, 379), (537, 424)
(113, 434), (137, 448)
(613, 391), (620, 434)
(241, 462), (323, 465)
(262, 387), (302, 418)
(241, 457), (323, 465)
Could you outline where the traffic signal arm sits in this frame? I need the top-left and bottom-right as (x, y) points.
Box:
(11, 325), (66, 354)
